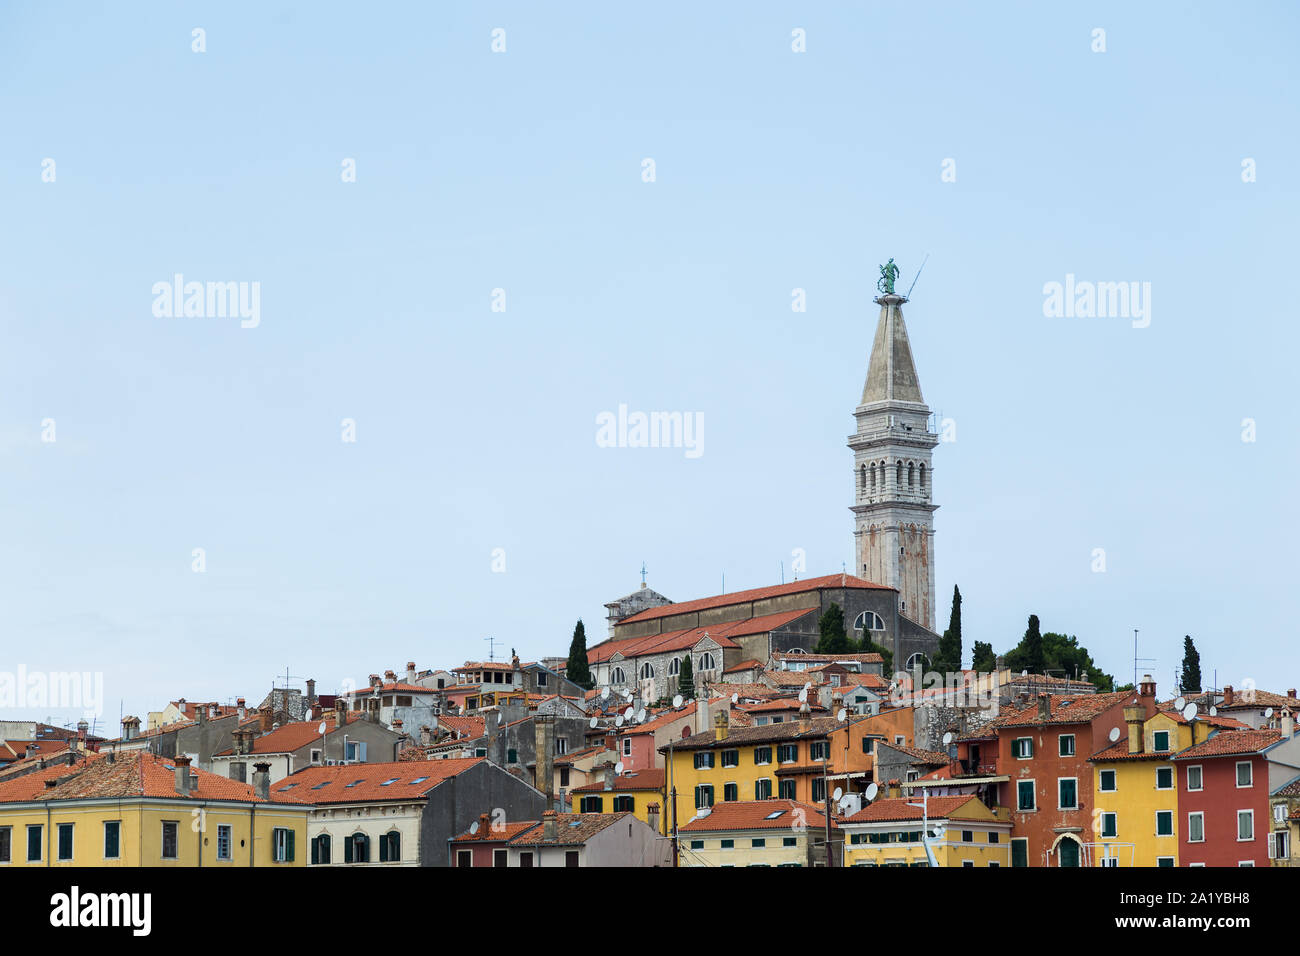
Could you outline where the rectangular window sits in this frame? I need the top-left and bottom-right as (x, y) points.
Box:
(1058, 734), (1075, 757)
(988, 832), (999, 844)
(777, 744), (797, 764)
(721, 749), (739, 768)
(1188, 812), (1205, 843)
(494, 848), (508, 868)
(1058, 778), (1078, 810)
(1237, 810), (1253, 842)
(720, 839), (734, 849)
(754, 747), (773, 765)
(1100, 812), (1117, 838)
(695, 785), (714, 809)
(1012, 737), (1033, 759)
(1236, 761), (1252, 788)
(723, 783), (738, 802)
(778, 779), (797, 800)
(1017, 780), (1036, 811)
(1156, 811), (1173, 836)
(690, 839), (704, 850)
(694, 752), (715, 770)
(861, 738), (874, 754)
(811, 778), (826, 803)
(216, 824), (232, 860)
(1187, 765), (1203, 791)
(1099, 769), (1117, 792)
(1156, 766), (1173, 790)
(810, 741), (828, 761)
(507, 748), (518, 764)
(555, 738), (568, 755)
(27, 825), (42, 862)
(580, 796), (603, 813)
(0, 827), (9, 863)
(161, 821), (178, 860)
(559, 767), (570, 787)
(613, 795), (634, 812)
(755, 778), (772, 801)
(57, 823), (73, 861)
(1156, 857), (1175, 867)
(456, 849), (473, 867)
(622, 738), (632, 756)
(1152, 731), (1170, 753)
(752, 838), (766, 847)
(1011, 838), (1028, 867)
(961, 830), (973, 843)
(783, 837), (796, 847)
(565, 850), (579, 867)
(272, 827), (294, 863)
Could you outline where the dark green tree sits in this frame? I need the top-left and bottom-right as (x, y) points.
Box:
(566, 619), (594, 690)
(932, 585), (963, 673)
(1180, 636), (1202, 694)
(816, 603), (853, 654)
(971, 640), (996, 673)
(1002, 618), (1116, 692)
(1007, 614), (1045, 673)
(677, 653), (695, 699)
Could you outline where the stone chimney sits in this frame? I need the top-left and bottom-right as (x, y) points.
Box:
(1123, 704), (1144, 754)
(646, 802), (661, 833)
(384, 669), (397, 683)
(715, 709), (730, 742)
(406, 662), (417, 685)
(121, 715), (140, 742)
(335, 699), (348, 727)
(696, 696), (711, 735)
(1223, 685), (1234, 707)
(236, 697), (246, 720)
(1036, 694), (1051, 721)
(798, 701), (811, 732)
(1290, 689), (1297, 701)
(542, 810), (557, 842)
(1283, 708), (1295, 740)
(252, 762), (271, 800)
(1139, 675), (1156, 699)
(174, 755), (192, 795)
(604, 764), (616, 791)
(369, 674), (382, 689)
(419, 725), (433, 747)
(534, 715), (555, 803)
(306, 679), (317, 707)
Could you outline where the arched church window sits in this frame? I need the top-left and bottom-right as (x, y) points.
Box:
(611, 667), (625, 684)
(905, 652), (927, 672)
(896, 460), (904, 487)
(855, 610), (885, 632)
(699, 652), (716, 671)
(908, 462), (915, 489)
(918, 463), (925, 492)
(639, 663), (655, 680)
(668, 657), (681, 676)
(868, 464), (875, 492)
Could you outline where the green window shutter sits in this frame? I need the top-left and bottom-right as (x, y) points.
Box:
(345, 837), (354, 863)
(311, 836), (319, 865)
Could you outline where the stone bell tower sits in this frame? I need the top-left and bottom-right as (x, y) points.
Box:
(848, 290), (938, 631)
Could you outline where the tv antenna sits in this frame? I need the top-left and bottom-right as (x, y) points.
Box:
(904, 253), (930, 300)
(1132, 629), (1155, 690)
(484, 636), (502, 662)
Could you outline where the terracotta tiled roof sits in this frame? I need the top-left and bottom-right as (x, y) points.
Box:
(0, 752), (271, 804)
(617, 574), (893, 626)
(984, 691), (1137, 729)
(738, 698), (825, 714)
(880, 743), (950, 766)
(345, 682), (434, 696)
(0, 754), (107, 798)
(679, 799), (836, 832)
(570, 769), (666, 793)
(1172, 729), (1283, 760)
(0, 740), (70, 761)
(724, 659), (765, 674)
(1273, 776), (1300, 797)
(270, 758), (485, 804)
(845, 795), (986, 824)
(771, 652), (885, 666)
(1089, 741), (1169, 762)
(1218, 690), (1300, 712)
(507, 812), (632, 846)
(661, 716), (842, 753)
(451, 820), (540, 843)
(622, 702), (703, 736)
(762, 670), (826, 688)
(707, 683), (783, 701)
(585, 622), (747, 666)
(213, 714), (362, 757)
(437, 715), (487, 739)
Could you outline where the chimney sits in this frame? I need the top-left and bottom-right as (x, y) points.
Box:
(478, 812), (489, 834)
(646, 802), (660, 833)
(798, 702), (811, 732)
(604, 764), (616, 791)
(420, 725), (433, 747)
(696, 696), (710, 735)
(106, 749), (116, 764)
(252, 762), (271, 800)
(393, 718), (403, 732)
(1139, 675), (1156, 699)
(384, 669), (397, 683)
(369, 674), (381, 689)
(542, 810), (557, 842)
(714, 710), (730, 742)
(25, 744), (37, 759)
(1289, 689), (1298, 702)
(121, 715), (139, 742)
(335, 699), (348, 727)
(1283, 708), (1295, 740)
(174, 755), (192, 795)
(306, 679), (317, 706)
(534, 715), (555, 803)
(1036, 694), (1051, 721)
(406, 662), (417, 685)
(236, 697), (246, 720)
(1223, 685), (1234, 707)
(1123, 704), (1144, 754)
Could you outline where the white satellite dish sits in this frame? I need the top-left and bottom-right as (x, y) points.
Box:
(317, 721), (327, 735)
(798, 689), (808, 703)
(624, 690), (634, 701)
(1174, 697), (1186, 711)
(1109, 727), (1121, 743)
(731, 693), (738, 704)
(469, 821), (479, 835)
(1021, 669), (1028, 676)
(1209, 706), (1218, 717)
(673, 695), (683, 708)
(832, 787), (843, 801)
(624, 707), (634, 720)
(804, 682), (812, 691)
(1265, 707), (1275, 718)
(635, 709), (646, 723)
(837, 708), (847, 722)
(864, 782), (879, 802)
(942, 732), (953, 746)
(600, 686), (609, 699)
(1182, 703), (1198, 721)
(589, 716), (598, 728)
(614, 761), (624, 775)
(615, 715), (624, 727)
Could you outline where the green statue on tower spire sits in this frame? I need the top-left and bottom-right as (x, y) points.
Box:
(877, 258), (900, 295)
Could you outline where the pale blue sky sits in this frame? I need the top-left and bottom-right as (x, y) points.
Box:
(2, 2), (1297, 730)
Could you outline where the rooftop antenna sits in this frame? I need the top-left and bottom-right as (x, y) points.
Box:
(640, 561), (647, 586)
(1131, 629), (1155, 690)
(904, 253), (930, 300)
(484, 636), (501, 662)
(780, 561), (785, 585)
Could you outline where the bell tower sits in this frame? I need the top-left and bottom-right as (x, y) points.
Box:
(848, 289), (938, 631)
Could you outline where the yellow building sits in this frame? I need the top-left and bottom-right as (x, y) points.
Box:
(841, 794), (1011, 867)
(570, 768), (667, 834)
(1089, 705), (1233, 867)
(677, 800), (836, 867)
(0, 751), (308, 867)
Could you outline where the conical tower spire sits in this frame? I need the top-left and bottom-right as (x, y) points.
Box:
(861, 294), (924, 405)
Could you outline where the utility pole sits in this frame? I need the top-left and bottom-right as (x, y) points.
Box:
(822, 750), (834, 868)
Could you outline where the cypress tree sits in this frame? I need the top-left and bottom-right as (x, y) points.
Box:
(816, 603), (852, 654)
(971, 640), (996, 673)
(566, 619), (593, 690)
(1021, 614), (1044, 673)
(677, 654), (695, 699)
(1180, 635), (1202, 694)
(934, 585), (963, 672)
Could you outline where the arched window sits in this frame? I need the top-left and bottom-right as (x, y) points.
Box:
(896, 460), (904, 487)
(378, 830), (401, 863)
(918, 463), (926, 492)
(611, 667), (626, 685)
(854, 610), (885, 632)
(869, 464), (876, 492)
(668, 657), (681, 676)
(859, 464), (866, 493)
(905, 653), (927, 673)
(311, 834), (331, 865)
(908, 462), (915, 489)
(640, 662), (655, 680)
(346, 832), (369, 864)
(699, 652), (716, 671)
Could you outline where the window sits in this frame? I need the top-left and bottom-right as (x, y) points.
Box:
(1016, 780), (1036, 811)
(777, 744), (797, 764)
(754, 778), (772, 800)
(622, 738), (632, 756)
(754, 747), (772, 765)
(312, 834), (331, 865)
(613, 795), (635, 812)
(1156, 811), (1173, 837)
(564, 850), (579, 867)
(988, 831), (1000, 844)
(1011, 839), (1028, 867)
(721, 749), (739, 768)
(1100, 812), (1117, 838)
(694, 752), (715, 770)
(580, 796), (604, 813)
(783, 837), (797, 847)
(519, 851), (534, 868)
(536, 672), (547, 687)
(494, 848), (508, 867)
(1058, 778), (1078, 810)
(1099, 769), (1117, 792)
(1012, 738), (1033, 759)
(690, 839), (704, 850)
(396, 695), (412, 707)
(810, 741), (829, 761)
(103, 821), (120, 860)
(612, 667), (626, 684)
(1152, 731), (1170, 753)
(310, 749), (322, 764)
(699, 653), (716, 671)
(346, 833), (369, 863)
(161, 821), (178, 860)
(378, 831), (400, 863)
(668, 658), (680, 676)
(811, 778), (826, 803)
(559, 767), (570, 787)
(555, 738), (568, 755)
(1237, 810), (1254, 842)
(1156, 767), (1173, 790)
(216, 824), (232, 861)
(456, 849), (472, 868)
(57, 823), (73, 861)
(507, 748), (518, 764)
(0, 827), (9, 863)
(962, 860), (974, 867)
(1186, 765), (1203, 791)
(723, 783), (738, 802)
(695, 785), (714, 809)
(855, 611), (885, 632)
(778, 779), (797, 799)
(861, 737), (874, 754)
(639, 663), (655, 680)
(1273, 831), (1291, 859)
(720, 839), (734, 849)
(1188, 812), (1205, 843)
(1058, 734), (1075, 757)
(272, 827), (295, 863)
(1157, 857), (1175, 867)
(1236, 761), (1253, 788)
(957, 829), (971, 843)
(474, 748), (487, 758)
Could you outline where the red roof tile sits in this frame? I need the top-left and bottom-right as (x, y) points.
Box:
(679, 799), (836, 832)
(617, 574), (893, 626)
(270, 758), (485, 804)
(1172, 729), (1283, 760)
(845, 795), (985, 823)
(570, 769), (666, 793)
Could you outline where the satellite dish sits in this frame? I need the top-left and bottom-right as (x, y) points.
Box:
(1209, 706), (1218, 717)
(837, 709), (847, 722)
(635, 709), (646, 723)
(832, 787), (843, 801)
(624, 690), (634, 701)
(1265, 707), (1275, 719)
(1182, 703), (1198, 721)
(469, 821), (479, 835)
(317, 721), (327, 735)
(615, 715), (624, 727)
(1108, 727), (1121, 743)
(589, 717), (598, 729)
(1021, 669), (1028, 677)
(614, 761), (624, 775)
(624, 707), (634, 720)
(673, 695), (683, 708)
(942, 732), (953, 746)
(804, 682), (813, 691)
(600, 686), (609, 699)
(1174, 697), (1186, 711)
(798, 689), (808, 703)
(864, 782), (879, 802)
(731, 693), (738, 704)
